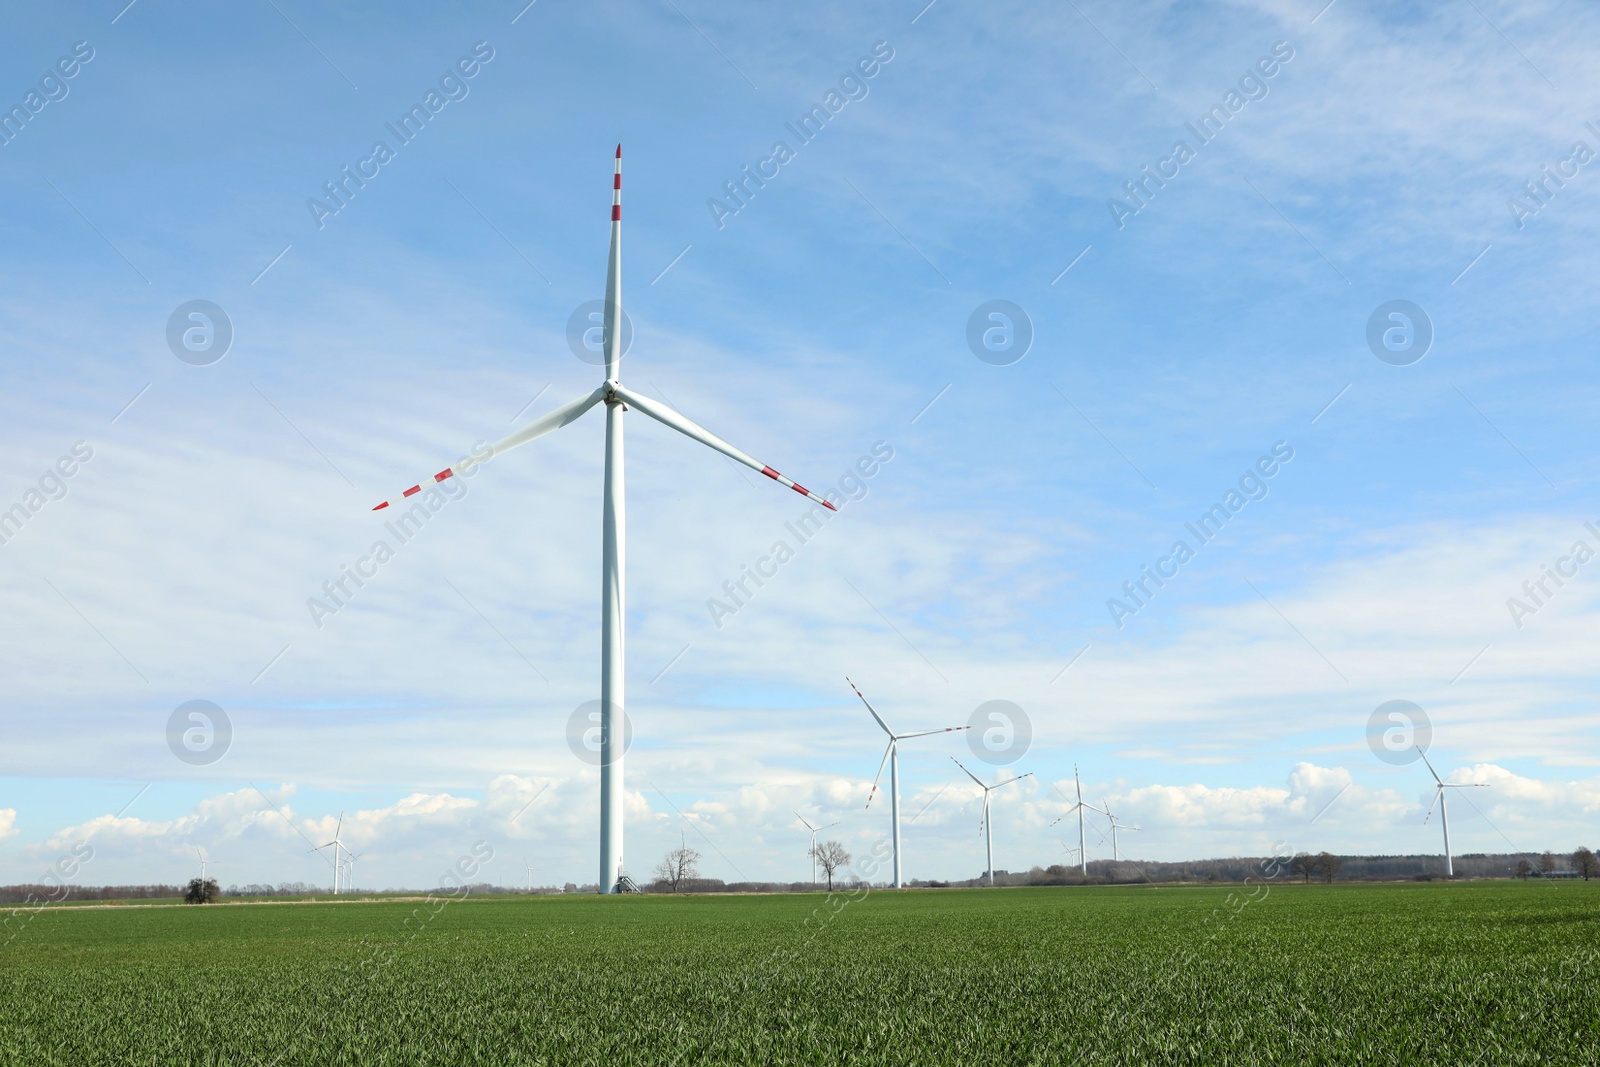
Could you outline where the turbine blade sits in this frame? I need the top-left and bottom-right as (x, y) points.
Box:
(1423, 787), (1441, 824)
(371, 385), (607, 511)
(950, 756), (988, 790)
(865, 740), (894, 809)
(608, 383), (838, 511)
(847, 678), (895, 737)
(998, 772), (1035, 790)
(1047, 803), (1079, 828)
(604, 145), (622, 379)
(898, 726), (970, 740)
(1416, 746), (1445, 786)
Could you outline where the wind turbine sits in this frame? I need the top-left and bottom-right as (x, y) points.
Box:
(950, 757), (1034, 886)
(795, 811), (840, 886)
(525, 859), (535, 893)
(194, 846), (208, 882)
(345, 852), (362, 892)
(1048, 765), (1106, 876)
(1418, 746), (1489, 877)
(311, 813), (349, 895)
(1099, 800), (1140, 862)
(847, 677), (969, 888)
(373, 148), (837, 894)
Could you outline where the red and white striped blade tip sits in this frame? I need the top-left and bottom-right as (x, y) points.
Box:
(615, 144), (621, 157)
(760, 466), (837, 511)
(372, 467), (456, 510)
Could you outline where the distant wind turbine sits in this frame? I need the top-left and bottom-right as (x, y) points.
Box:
(848, 677), (969, 888)
(194, 846), (217, 884)
(345, 852), (362, 892)
(950, 757), (1034, 886)
(1048, 765), (1105, 876)
(1418, 746), (1489, 877)
(311, 812), (350, 895)
(795, 811), (840, 886)
(373, 148), (837, 893)
(1099, 800), (1140, 862)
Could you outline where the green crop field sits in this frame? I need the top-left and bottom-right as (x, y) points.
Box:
(1, 881), (1595, 1065)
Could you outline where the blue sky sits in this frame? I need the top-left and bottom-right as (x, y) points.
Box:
(2, 0), (1598, 890)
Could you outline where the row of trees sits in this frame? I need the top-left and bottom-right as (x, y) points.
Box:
(0, 884), (182, 904)
(17, 845), (1599, 905)
(1515, 848), (1598, 879)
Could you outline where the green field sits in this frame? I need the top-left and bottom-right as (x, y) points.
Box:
(2, 881), (1595, 1065)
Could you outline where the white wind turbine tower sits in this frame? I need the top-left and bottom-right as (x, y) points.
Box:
(1047, 764), (1106, 876)
(345, 852), (362, 892)
(373, 148), (837, 894)
(194, 846), (218, 884)
(311, 813), (350, 895)
(1418, 746), (1489, 877)
(950, 757), (1034, 886)
(1100, 800), (1140, 862)
(525, 859), (535, 893)
(795, 812), (840, 886)
(847, 678), (969, 888)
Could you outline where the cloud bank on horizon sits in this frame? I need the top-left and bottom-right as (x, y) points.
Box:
(2, 0), (1598, 888)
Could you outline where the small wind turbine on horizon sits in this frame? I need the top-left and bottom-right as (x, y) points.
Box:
(526, 859), (535, 893)
(373, 147), (838, 894)
(848, 677), (969, 889)
(1099, 799), (1140, 862)
(345, 852), (362, 892)
(795, 811), (840, 886)
(1048, 765), (1105, 876)
(1418, 746), (1489, 877)
(311, 813), (351, 895)
(194, 846), (216, 883)
(950, 757), (1034, 886)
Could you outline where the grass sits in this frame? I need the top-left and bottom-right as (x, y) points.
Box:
(1, 880), (1595, 1065)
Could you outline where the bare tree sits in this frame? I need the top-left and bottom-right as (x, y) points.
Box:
(1515, 858), (1534, 879)
(1290, 853), (1318, 884)
(1573, 847), (1598, 881)
(183, 878), (219, 904)
(811, 841), (851, 891)
(1317, 852), (1342, 884)
(1540, 851), (1558, 875)
(653, 834), (701, 893)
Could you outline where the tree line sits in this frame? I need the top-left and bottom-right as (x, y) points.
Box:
(6, 845), (1594, 903)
